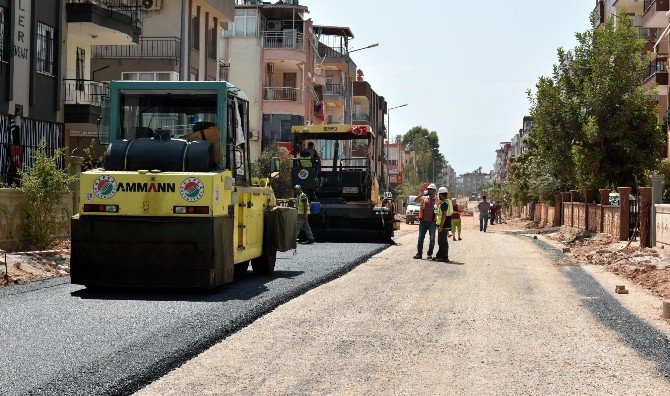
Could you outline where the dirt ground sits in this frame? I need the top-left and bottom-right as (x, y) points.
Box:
(538, 228), (670, 301)
(0, 240), (70, 287)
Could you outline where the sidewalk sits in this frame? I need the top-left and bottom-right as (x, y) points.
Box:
(136, 227), (670, 395)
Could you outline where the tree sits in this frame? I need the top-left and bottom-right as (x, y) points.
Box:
(251, 145), (293, 199)
(402, 126), (445, 182)
(528, 14), (663, 192)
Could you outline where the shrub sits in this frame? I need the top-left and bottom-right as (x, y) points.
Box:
(20, 142), (76, 250)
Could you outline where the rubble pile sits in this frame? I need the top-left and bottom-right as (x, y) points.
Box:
(0, 240), (70, 287)
(546, 229), (670, 299)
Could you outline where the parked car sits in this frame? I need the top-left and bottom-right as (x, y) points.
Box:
(405, 195), (420, 224)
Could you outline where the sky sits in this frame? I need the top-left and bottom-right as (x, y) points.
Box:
(301, 0), (594, 176)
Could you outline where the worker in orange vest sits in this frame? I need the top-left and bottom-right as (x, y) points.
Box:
(413, 183), (438, 260)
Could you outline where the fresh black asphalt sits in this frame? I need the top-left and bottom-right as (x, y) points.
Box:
(0, 242), (388, 396)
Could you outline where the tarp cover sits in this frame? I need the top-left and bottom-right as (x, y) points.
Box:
(271, 207), (297, 252)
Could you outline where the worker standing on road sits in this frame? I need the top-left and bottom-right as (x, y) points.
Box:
(451, 198), (462, 241)
(294, 184), (315, 244)
(434, 187), (453, 263)
(478, 196), (491, 232)
(413, 183), (438, 260)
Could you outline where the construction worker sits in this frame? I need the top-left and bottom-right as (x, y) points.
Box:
(413, 183), (439, 259)
(294, 184), (315, 244)
(434, 187), (453, 262)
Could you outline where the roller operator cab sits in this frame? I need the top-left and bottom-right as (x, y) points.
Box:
(290, 125), (398, 241)
(71, 81), (297, 289)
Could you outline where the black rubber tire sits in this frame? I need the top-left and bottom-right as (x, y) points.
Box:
(251, 246), (277, 274)
(405, 218), (409, 224)
(234, 261), (249, 280)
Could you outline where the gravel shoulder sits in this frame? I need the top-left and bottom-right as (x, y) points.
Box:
(137, 227), (670, 396)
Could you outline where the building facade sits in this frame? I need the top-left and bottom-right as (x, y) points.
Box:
(460, 167), (487, 197)
(353, 77), (387, 182)
(0, 0), (67, 182)
(221, 0), (322, 160)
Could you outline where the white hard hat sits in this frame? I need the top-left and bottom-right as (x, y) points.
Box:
(438, 187), (448, 194)
(427, 183), (437, 190)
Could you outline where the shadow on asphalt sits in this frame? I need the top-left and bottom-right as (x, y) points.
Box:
(69, 270), (304, 302)
(562, 264), (670, 382)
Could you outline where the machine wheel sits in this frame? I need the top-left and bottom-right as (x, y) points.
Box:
(234, 261), (249, 279)
(251, 245), (277, 274)
(406, 218), (410, 224)
(410, 220), (414, 225)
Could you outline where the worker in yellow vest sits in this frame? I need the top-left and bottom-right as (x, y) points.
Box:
(434, 187), (453, 262)
(294, 184), (315, 244)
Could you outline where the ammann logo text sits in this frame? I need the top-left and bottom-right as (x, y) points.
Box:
(116, 183), (176, 193)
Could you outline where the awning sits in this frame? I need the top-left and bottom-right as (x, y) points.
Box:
(291, 124), (373, 140)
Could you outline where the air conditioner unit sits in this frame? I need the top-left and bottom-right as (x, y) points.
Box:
(266, 21), (282, 31)
(141, 0), (162, 11)
(267, 63), (275, 74)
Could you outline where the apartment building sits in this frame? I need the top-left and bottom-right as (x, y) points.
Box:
(596, 0), (670, 154)
(0, 0), (66, 182)
(353, 77), (387, 181)
(492, 142), (512, 182)
(461, 167), (487, 197)
(221, 0), (323, 160)
(64, 0), (144, 154)
(385, 142), (405, 187)
(441, 161), (456, 192)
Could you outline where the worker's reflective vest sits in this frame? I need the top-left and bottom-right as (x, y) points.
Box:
(299, 157), (313, 168)
(418, 197), (439, 222)
(297, 192), (310, 215)
(438, 199), (453, 226)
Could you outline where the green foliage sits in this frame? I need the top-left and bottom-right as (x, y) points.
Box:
(251, 145), (293, 199)
(20, 142), (76, 250)
(401, 126), (445, 182)
(481, 180), (509, 206)
(520, 13), (663, 201)
(395, 166), (424, 204)
(82, 139), (104, 171)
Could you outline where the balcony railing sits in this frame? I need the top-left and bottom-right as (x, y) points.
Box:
(263, 31), (305, 50)
(644, 58), (668, 81)
(644, 0), (655, 11)
(92, 37), (180, 58)
(66, 0), (143, 31)
(324, 84), (342, 96)
(63, 79), (109, 106)
(644, 0), (669, 12)
(264, 87), (303, 102)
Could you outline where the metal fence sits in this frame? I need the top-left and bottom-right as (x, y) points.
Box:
(0, 114), (64, 185)
(263, 31), (305, 50)
(66, 0), (143, 31)
(63, 80), (109, 106)
(264, 87), (303, 102)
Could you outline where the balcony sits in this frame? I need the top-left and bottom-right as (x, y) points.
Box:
(352, 113), (370, 122)
(643, 57), (669, 89)
(263, 31), (307, 63)
(643, 0), (669, 28)
(66, 0), (142, 44)
(324, 84), (343, 96)
(264, 87), (303, 102)
(63, 80), (109, 124)
(92, 37), (180, 59)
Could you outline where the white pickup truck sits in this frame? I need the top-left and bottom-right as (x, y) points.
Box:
(405, 195), (421, 224)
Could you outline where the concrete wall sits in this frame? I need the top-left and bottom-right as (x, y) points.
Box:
(0, 189), (72, 250)
(655, 204), (670, 247)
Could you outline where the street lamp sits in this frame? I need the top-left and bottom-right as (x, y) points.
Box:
(386, 103), (409, 192)
(348, 43), (380, 53)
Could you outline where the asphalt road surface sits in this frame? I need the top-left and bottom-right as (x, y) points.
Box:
(0, 241), (388, 396)
(137, 227), (670, 395)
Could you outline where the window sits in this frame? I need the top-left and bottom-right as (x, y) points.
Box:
(207, 27), (217, 59)
(191, 13), (200, 50)
(75, 48), (85, 90)
(0, 7), (5, 63)
(37, 23), (56, 76)
(121, 71), (179, 81)
(224, 9), (258, 37)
